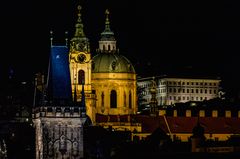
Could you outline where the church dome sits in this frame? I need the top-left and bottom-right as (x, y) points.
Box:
(92, 53), (135, 73)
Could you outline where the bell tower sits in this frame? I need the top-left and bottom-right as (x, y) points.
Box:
(69, 5), (96, 122)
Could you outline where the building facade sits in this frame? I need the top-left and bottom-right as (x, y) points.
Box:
(91, 10), (137, 117)
(137, 76), (221, 106)
(33, 4), (137, 159)
(67, 7), (137, 122)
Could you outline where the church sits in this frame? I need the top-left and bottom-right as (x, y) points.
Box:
(32, 2), (240, 159)
(32, 3), (137, 159)
(68, 6), (137, 123)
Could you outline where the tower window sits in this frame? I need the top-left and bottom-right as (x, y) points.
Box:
(101, 92), (104, 107)
(110, 90), (117, 108)
(124, 92), (126, 107)
(78, 70), (85, 84)
(129, 91), (132, 108)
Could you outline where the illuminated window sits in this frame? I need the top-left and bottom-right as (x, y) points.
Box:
(110, 90), (117, 108)
(129, 91), (132, 108)
(78, 70), (85, 84)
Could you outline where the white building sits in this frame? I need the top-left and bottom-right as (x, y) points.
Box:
(137, 76), (221, 106)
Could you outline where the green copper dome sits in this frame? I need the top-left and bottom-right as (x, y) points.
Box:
(92, 53), (135, 73)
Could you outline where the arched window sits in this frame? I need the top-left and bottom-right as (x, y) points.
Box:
(129, 91), (132, 108)
(108, 45), (111, 51)
(103, 45), (106, 51)
(101, 92), (104, 107)
(124, 92), (126, 107)
(110, 90), (117, 108)
(78, 70), (85, 84)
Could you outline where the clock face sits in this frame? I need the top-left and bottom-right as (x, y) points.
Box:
(78, 54), (86, 63)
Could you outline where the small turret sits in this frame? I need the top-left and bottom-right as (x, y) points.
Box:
(98, 9), (117, 53)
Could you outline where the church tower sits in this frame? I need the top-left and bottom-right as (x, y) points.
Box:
(69, 5), (96, 121)
(92, 10), (137, 115)
(33, 4), (91, 159)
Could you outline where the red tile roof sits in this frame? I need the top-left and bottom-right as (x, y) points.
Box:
(96, 114), (240, 134)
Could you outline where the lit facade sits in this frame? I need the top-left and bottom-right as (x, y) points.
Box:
(138, 76), (221, 106)
(68, 8), (137, 122)
(68, 5), (96, 122)
(33, 107), (87, 159)
(91, 10), (137, 117)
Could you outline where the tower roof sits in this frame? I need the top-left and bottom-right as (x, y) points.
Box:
(100, 9), (115, 41)
(70, 5), (90, 52)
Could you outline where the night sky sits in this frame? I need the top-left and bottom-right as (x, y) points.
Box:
(1, 0), (240, 95)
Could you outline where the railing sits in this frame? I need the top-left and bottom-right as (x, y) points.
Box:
(32, 106), (86, 118)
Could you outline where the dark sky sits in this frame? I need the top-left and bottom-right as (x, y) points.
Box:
(1, 0), (240, 94)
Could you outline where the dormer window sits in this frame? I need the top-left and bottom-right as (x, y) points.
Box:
(112, 61), (116, 70)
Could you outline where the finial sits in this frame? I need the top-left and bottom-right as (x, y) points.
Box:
(65, 31), (68, 46)
(77, 5), (82, 23)
(105, 9), (111, 31)
(50, 30), (53, 46)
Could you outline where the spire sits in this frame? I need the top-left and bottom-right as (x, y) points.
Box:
(74, 5), (85, 38)
(99, 9), (117, 53)
(70, 4), (90, 52)
(65, 31), (68, 46)
(101, 9), (114, 38)
(104, 9), (111, 32)
(50, 30), (53, 46)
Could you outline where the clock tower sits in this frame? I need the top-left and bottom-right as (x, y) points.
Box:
(69, 5), (96, 122)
